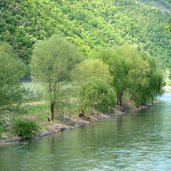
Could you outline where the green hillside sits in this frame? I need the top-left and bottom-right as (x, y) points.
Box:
(140, 0), (171, 10)
(0, 0), (171, 67)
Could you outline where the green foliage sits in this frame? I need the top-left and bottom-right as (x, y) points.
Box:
(0, 121), (5, 137)
(22, 82), (46, 102)
(139, 0), (171, 10)
(94, 45), (164, 106)
(164, 13), (171, 33)
(0, 126), (4, 136)
(13, 119), (39, 138)
(80, 79), (116, 112)
(0, 42), (26, 108)
(0, 0), (171, 69)
(25, 104), (49, 121)
(31, 34), (83, 82)
(73, 58), (115, 112)
(54, 83), (80, 117)
(167, 80), (171, 86)
(73, 58), (111, 83)
(95, 46), (137, 105)
(126, 52), (163, 106)
(30, 34), (83, 120)
(0, 0), (166, 127)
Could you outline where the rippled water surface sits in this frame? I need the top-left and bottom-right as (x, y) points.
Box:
(1, 93), (171, 171)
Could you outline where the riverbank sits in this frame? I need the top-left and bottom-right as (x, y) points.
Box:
(0, 103), (148, 145)
(1, 93), (170, 171)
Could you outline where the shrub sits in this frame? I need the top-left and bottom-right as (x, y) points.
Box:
(13, 119), (39, 138)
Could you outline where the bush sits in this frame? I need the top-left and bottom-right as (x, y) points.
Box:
(13, 119), (39, 138)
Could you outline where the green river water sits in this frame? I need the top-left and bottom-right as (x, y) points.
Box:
(0, 93), (171, 171)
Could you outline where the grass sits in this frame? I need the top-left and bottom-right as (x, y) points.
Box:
(25, 104), (50, 121)
(167, 80), (171, 86)
(0, 82), (82, 139)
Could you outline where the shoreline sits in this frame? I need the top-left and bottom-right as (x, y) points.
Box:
(0, 104), (149, 145)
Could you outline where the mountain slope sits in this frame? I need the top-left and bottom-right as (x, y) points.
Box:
(0, 0), (171, 67)
(139, 0), (171, 10)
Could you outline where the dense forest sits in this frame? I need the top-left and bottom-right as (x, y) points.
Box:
(0, 0), (171, 67)
(140, 0), (171, 9)
(0, 0), (170, 140)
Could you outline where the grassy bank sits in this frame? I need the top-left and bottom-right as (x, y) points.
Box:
(0, 68), (162, 145)
(0, 99), (145, 145)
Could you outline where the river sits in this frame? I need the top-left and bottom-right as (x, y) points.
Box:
(0, 93), (171, 171)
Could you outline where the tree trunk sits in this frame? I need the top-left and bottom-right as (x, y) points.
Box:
(50, 100), (55, 121)
(117, 92), (123, 106)
(151, 97), (154, 106)
(117, 96), (119, 106)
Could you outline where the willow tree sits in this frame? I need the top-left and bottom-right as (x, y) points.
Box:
(126, 53), (150, 106)
(141, 53), (163, 105)
(73, 59), (115, 112)
(95, 45), (138, 106)
(73, 58), (111, 82)
(0, 42), (26, 109)
(30, 35), (83, 121)
(126, 51), (163, 106)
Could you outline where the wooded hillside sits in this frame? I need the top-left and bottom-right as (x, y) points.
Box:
(0, 0), (171, 67)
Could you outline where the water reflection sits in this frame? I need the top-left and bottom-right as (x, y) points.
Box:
(1, 93), (171, 171)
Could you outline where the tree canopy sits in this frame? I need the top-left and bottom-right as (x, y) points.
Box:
(30, 35), (83, 120)
(0, 0), (171, 69)
(73, 58), (115, 112)
(94, 45), (163, 107)
(0, 42), (26, 108)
